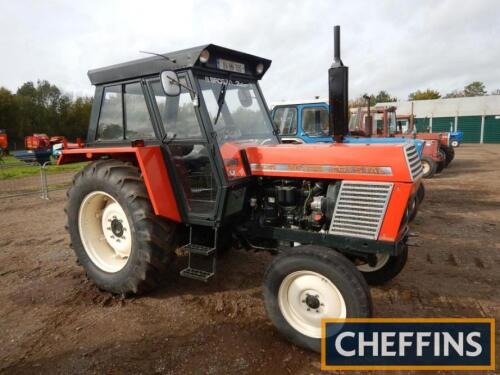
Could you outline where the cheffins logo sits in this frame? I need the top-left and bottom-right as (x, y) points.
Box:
(321, 318), (495, 370)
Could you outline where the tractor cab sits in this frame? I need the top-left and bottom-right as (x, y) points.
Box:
(77, 45), (278, 224)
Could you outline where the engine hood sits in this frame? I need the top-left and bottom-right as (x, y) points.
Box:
(242, 142), (418, 183)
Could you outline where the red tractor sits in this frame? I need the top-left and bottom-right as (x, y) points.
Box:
(350, 106), (445, 178)
(0, 129), (7, 156)
(395, 114), (455, 169)
(59, 27), (423, 352)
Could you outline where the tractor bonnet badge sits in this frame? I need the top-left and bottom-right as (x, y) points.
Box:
(250, 163), (393, 176)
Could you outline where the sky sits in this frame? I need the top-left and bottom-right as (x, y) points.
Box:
(0, 0), (499, 103)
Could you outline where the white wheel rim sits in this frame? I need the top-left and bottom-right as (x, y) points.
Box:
(422, 161), (430, 175)
(78, 191), (132, 273)
(278, 270), (346, 339)
(357, 253), (390, 273)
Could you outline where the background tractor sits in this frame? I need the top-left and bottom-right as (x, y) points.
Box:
(59, 27), (423, 352)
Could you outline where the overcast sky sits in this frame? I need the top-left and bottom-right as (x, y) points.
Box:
(1, 0), (499, 103)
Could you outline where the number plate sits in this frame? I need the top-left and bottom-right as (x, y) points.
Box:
(217, 59), (245, 74)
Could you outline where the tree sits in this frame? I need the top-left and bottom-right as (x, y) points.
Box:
(444, 89), (465, 98)
(350, 91), (397, 108)
(463, 81), (486, 97)
(374, 90), (396, 103)
(408, 89), (441, 101)
(0, 80), (93, 148)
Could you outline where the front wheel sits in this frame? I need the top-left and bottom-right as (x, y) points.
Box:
(356, 246), (408, 285)
(421, 157), (437, 178)
(451, 140), (459, 148)
(263, 245), (372, 352)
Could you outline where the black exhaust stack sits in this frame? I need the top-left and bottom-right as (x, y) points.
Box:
(329, 25), (349, 142)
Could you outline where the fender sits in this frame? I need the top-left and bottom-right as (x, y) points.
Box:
(59, 146), (181, 222)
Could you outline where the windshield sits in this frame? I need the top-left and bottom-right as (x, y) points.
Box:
(198, 76), (278, 146)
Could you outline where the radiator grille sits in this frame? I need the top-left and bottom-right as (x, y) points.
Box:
(329, 181), (393, 240)
(404, 143), (424, 181)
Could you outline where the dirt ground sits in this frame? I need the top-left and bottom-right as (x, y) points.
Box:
(0, 145), (499, 374)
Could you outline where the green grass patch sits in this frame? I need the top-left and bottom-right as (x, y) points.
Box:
(0, 156), (87, 180)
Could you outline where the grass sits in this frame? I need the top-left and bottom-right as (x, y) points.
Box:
(0, 155), (87, 180)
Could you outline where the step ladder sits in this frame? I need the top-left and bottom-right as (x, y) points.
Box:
(180, 226), (217, 282)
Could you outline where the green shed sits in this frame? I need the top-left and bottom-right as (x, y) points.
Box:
(483, 115), (500, 143)
(432, 117), (454, 132)
(457, 116), (481, 143)
(415, 118), (430, 132)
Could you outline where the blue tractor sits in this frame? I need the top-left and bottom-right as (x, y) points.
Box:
(270, 100), (425, 157)
(450, 131), (463, 148)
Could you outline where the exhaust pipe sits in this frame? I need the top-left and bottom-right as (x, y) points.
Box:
(329, 25), (349, 142)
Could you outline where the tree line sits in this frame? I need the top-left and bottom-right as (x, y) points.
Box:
(1, 79), (498, 149)
(0, 80), (92, 149)
(350, 81), (500, 107)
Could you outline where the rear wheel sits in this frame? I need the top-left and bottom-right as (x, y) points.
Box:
(421, 157), (437, 178)
(440, 147), (452, 167)
(356, 246), (408, 285)
(66, 160), (178, 295)
(263, 245), (372, 352)
(416, 183), (425, 205)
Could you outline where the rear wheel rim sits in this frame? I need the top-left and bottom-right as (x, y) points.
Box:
(278, 270), (346, 339)
(357, 253), (390, 272)
(78, 191), (132, 273)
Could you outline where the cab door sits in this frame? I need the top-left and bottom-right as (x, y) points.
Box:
(145, 74), (221, 223)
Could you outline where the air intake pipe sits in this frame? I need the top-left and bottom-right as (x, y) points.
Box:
(328, 25), (349, 142)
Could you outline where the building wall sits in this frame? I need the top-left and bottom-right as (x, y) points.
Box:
(378, 96), (500, 143)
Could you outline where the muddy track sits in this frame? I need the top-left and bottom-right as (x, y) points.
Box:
(0, 145), (499, 374)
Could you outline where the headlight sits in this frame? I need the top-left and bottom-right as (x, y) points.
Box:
(199, 49), (210, 63)
(256, 63), (264, 74)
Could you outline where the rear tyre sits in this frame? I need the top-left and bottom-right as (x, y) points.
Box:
(416, 183), (425, 206)
(421, 157), (437, 178)
(440, 147), (453, 167)
(436, 160), (445, 174)
(66, 160), (178, 295)
(356, 246), (408, 285)
(263, 245), (372, 352)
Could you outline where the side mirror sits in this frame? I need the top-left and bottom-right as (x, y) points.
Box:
(237, 87), (252, 108)
(160, 71), (181, 96)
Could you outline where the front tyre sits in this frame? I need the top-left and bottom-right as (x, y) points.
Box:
(421, 157), (437, 178)
(66, 160), (178, 295)
(356, 246), (408, 285)
(263, 245), (372, 352)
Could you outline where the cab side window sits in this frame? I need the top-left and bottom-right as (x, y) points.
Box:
(273, 106), (297, 135)
(150, 78), (202, 139)
(97, 82), (155, 141)
(124, 82), (156, 139)
(97, 85), (123, 140)
(302, 107), (329, 136)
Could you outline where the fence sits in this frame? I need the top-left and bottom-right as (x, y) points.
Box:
(0, 161), (76, 200)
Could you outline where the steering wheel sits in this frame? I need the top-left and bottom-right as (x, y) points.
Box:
(221, 125), (242, 140)
(260, 138), (274, 145)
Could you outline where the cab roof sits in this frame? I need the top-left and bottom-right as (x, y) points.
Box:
(88, 44), (272, 85)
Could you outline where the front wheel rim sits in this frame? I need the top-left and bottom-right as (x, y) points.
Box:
(278, 270), (346, 339)
(422, 161), (430, 175)
(357, 253), (390, 273)
(78, 191), (132, 273)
